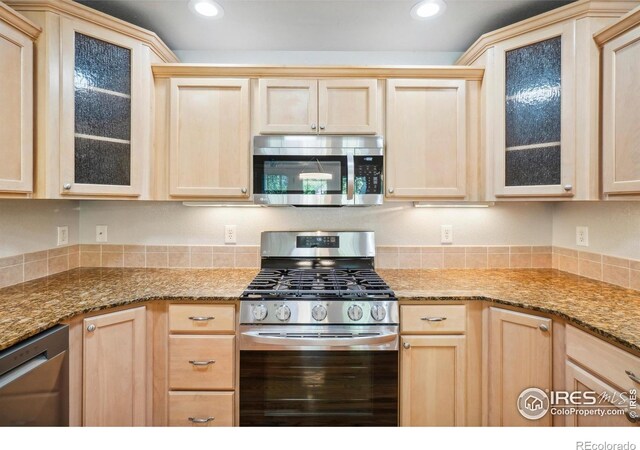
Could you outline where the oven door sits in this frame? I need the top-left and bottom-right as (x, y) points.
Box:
(239, 325), (398, 426)
(253, 153), (351, 206)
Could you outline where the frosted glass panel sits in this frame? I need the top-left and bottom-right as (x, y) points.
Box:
(505, 36), (561, 186)
(74, 33), (131, 186)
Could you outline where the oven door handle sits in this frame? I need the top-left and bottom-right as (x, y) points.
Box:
(241, 330), (397, 348)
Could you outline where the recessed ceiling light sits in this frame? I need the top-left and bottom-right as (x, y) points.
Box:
(188, 0), (224, 18)
(411, 0), (446, 20)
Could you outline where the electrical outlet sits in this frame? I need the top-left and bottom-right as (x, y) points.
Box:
(225, 225), (237, 244)
(576, 226), (589, 247)
(57, 226), (69, 246)
(441, 225), (453, 244)
(96, 225), (108, 243)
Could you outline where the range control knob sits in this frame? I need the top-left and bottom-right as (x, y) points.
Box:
(252, 304), (268, 321)
(311, 304), (327, 321)
(347, 304), (363, 321)
(275, 305), (291, 322)
(370, 305), (386, 321)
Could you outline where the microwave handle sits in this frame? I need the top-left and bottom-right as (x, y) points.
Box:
(347, 154), (355, 200)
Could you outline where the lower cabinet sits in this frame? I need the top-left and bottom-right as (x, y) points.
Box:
(167, 304), (236, 426)
(487, 307), (552, 426)
(83, 306), (147, 426)
(400, 304), (468, 426)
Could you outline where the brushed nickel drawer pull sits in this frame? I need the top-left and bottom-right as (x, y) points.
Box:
(421, 317), (447, 322)
(626, 370), (640, 384)
(625, 410), (638, 423)
(189, 360), (216, 366)
(188, 416), (215, 423)
(189, 316), (215, 321)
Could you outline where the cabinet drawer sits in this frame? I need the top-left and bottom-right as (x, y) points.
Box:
(566, 325), (640, 393)
(168, 391), (234, 427)
(401, 305), (466, 334)
(169, 336), (235, 390)
(169, 304), (235, 333)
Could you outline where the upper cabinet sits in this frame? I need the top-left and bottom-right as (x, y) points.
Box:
(457, 0), (639, 201)
(597, 6), (640, 197)
(167, 78), (250, 198)
(386, 79), (470, 199)
(258, 78), (379, 135)
(7, 0), (178, 199)
(0, 3), (40, 196)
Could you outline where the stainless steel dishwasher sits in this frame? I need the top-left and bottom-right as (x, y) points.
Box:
(0, 325), (69, 426)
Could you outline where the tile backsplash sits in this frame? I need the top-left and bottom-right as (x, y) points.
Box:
(0, 245), (80, 289)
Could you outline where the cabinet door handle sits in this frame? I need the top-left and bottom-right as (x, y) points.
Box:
(86, 324), (96, 332)
(189, 360), (215, 366)
(241, 188), (247, 194)
(539, 324), (549, 332)
(563, 184), (573, 191)
(311, 123), (317, 130)
(319, 125), (325, 130)
(388, 187), (394, 194)
(188, 416), (215, 424)
(625, 410), (638, 423)
(421, 317), (447, 322)
(626, 370), (640, 384)
(403, 342), (410, 349)
(189, 316), (215, 321)
(63, 183), (72, 191)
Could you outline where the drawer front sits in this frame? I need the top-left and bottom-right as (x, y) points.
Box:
(168, 391), (234, 427)
(169, 304), (235, 333)
(169, 335), (235, 390)
(566, 325), (640, 393)
(401, 305), (466, 334)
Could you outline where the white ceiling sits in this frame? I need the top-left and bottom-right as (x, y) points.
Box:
(78, 0), (572, 53)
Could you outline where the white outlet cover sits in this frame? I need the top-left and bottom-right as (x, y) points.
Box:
(57, 226), (69, 246)
(225, 225), (237, 244)
(441, 225), (453, 244)
(576, 226), (589, 247)
(96, 225), (108, 243)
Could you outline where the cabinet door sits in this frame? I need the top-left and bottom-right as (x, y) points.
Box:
(0, 19), (33, 193)
(60, 18), (145, 197)
(169, 78), (250, 198)
(258, 78), (318, 134)
(386, 79), (467, 198)
(83, 307), (146, 426)
(488, 307), (552, 426)
(318, 79), (378, 134)
(493, 23), (576, 197)
(400, 335), (466, 426)
(602, 24), (640, 194)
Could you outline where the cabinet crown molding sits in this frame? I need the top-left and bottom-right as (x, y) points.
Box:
(152, 64), (484, 80)
(0, 1), (41, 39)
(456, 0), (640, 65)
(594, 3), (640, 44)
(6, 0), (178, 62)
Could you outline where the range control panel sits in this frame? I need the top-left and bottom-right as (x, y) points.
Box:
(296, 235), (340, 248)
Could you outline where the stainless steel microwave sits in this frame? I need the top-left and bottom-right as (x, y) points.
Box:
(253, 135), (384, 206)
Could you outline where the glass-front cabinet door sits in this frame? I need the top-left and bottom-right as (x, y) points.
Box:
(59, 19), (144, 197)
(493, 23), (575, 197)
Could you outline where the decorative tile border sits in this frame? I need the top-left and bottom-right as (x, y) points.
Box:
(552, 246), (640, 291)
(0, 245), (80, 289)
(374, 245), (552, 270)
(79, 244), (260, 270)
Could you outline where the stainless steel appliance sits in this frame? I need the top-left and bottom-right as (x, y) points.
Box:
(253, 135), (384, 206)
(0, 325), (69, 426)
(239, 231), (398, 426)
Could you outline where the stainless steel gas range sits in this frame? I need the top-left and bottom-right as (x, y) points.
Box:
(239, 231), (398, 426)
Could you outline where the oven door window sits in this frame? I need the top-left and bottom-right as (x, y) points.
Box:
(254, 156), (347, 195)
(240, 350), (398, 426)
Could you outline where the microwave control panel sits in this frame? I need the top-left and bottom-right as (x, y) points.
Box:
(354, 156), (383, 194)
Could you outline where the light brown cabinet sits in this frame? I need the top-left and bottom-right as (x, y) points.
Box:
(599, 6), (640, 196)
(487, 307), (552, 426)
(401, 335), (467, 426)
(168, 78), (250, 198)
(82, 307), (147, 426)
(166, 304), (236, 426)
(386, 79), (469, 199)
(0, 4), (39, 195)
(258, 78), (378, 135)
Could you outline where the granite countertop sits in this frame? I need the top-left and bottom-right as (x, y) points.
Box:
(0, 267), (639, 355)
